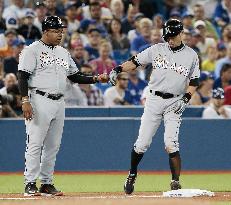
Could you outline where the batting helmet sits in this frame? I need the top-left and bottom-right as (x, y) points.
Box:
(163, 19), (183, 41)
(42, 16), (66, 32)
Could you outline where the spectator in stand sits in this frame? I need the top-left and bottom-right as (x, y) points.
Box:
(121, 4), (138, 34)
(71, 40), (88, 70)
(64, 1), (80, 35)
(201, 46), (218, 73)
(104, 72), (130, 106)
(85, 28), (102, 60)
(0, 94), (18, 118)
(65, 79), (88, 107)
(217, 42), (227, 60)
(193, 3), (219, 40)
(79, 64), (104, 106)
(6, 83), (22, 116)
(17, 9), (41, 43)
(125, 69), (147, 105)
(202, 87), (231, 119)
(194, 20), (216, 60)
(189, 30), (201, 54)
(0, 29), (17, 58)
(181, 11), (194, 32)
(224, 85), (231, 105)
(128, 13), (144, 43)
(190, 71), (214, 106)
(69, 31), (89, 48)
(182, 29), (192, 47)
(0, 73), (17, 94)
(213, 0), (231, 29)
(2, 0), (27, 20)
(152, 13), (164, 31)
(82, 0), (112, 20)
(3, 38), (25, 75)
(138, 28), (162, 52)
(131, 18), (153, 55)
(81, 2), (109, 37)
(213, 63), (231, 90)
(44, 0), (64, 16)
(219, 24), (231, 48)
(110, 0), (125, 20)
(34, 2), (47, 34)
(108, 18), (130, 51)
(90, 40), (116, 74)
(215, 42), (231, 79)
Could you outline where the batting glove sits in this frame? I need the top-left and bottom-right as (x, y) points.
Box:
(174, 93), (192, 115)
(109, 66), (122, 86)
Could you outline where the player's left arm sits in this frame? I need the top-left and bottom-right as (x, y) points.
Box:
(109, 46), (155, 85)
(174, 53), (200, 115)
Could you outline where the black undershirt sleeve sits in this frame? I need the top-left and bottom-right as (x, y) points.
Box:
(17, 70), (31, 97)
(67, 71), (96, 84)
(189, 78), (199, 87)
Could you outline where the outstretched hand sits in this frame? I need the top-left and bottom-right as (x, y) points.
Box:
(97, 73), (109, 83)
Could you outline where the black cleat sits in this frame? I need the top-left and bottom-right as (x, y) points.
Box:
(124, 172), (137, 194)
(39, 184), (63, 196)
(24, 182), (41, 196)
(170, 180), (182, 190)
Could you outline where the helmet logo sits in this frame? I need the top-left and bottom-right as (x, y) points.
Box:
(165, 27), (171, 34)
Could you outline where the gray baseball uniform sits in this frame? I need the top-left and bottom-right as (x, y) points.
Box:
(18, 40), (78, 184)
(134, 43), (200, 154)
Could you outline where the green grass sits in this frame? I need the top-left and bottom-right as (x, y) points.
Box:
(0, 173), (231, 193)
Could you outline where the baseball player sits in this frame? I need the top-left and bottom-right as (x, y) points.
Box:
(17, 16), (108, 196)
(109, 19), (200, 194)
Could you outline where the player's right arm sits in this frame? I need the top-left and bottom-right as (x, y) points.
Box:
(109, 46), (154, 85)
(18, 48), (36, 121)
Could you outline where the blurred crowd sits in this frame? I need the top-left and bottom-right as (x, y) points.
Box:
(0, 0), (231, 118)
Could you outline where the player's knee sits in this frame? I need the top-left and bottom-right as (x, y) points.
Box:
(134, 144), (149, 154)
(169, 151), (180, 158)
(165, 141), (179, 154)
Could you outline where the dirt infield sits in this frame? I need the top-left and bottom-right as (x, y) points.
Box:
(0, 192), (230, 205)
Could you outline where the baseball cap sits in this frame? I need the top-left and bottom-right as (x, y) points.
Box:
(170, 10), (181, 18)
(78, 19), (96, 33)
(194, 20), (206, 28)
(35, 1), (45, 8)
(87, 28), (101, 34)
(6, 16), (18, 29)
(182, 11), (194, 19)
(24, 9), (36, 18)
(133, 13), (144, 22)
(217, 42), (226, 50)
(199, 71), (214, 82)
(4, 29), (17, 36)
(64, 1), (77, 11)
(13, 38), (26, 47)
(212, 88), (224, 99)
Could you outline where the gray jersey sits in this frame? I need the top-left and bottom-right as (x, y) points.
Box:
(135, 43), (200, 95)
(18, 40), (78, 95)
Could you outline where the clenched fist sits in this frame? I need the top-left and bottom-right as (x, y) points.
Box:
(97, 73), (109, 83)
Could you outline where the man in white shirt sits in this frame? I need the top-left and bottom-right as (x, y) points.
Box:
(34, 2), (47, 33)
(104, 72), (129, 106)
(3, 0), (28, 20)
(202, 87), (231, 118)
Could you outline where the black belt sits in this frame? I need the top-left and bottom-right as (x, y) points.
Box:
(150, 90), (178, 99)
(36, 90), (64, 100)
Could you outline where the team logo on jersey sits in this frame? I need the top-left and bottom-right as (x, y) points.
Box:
(40, 52), (68, 69)
(153, 54), (190, 77)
